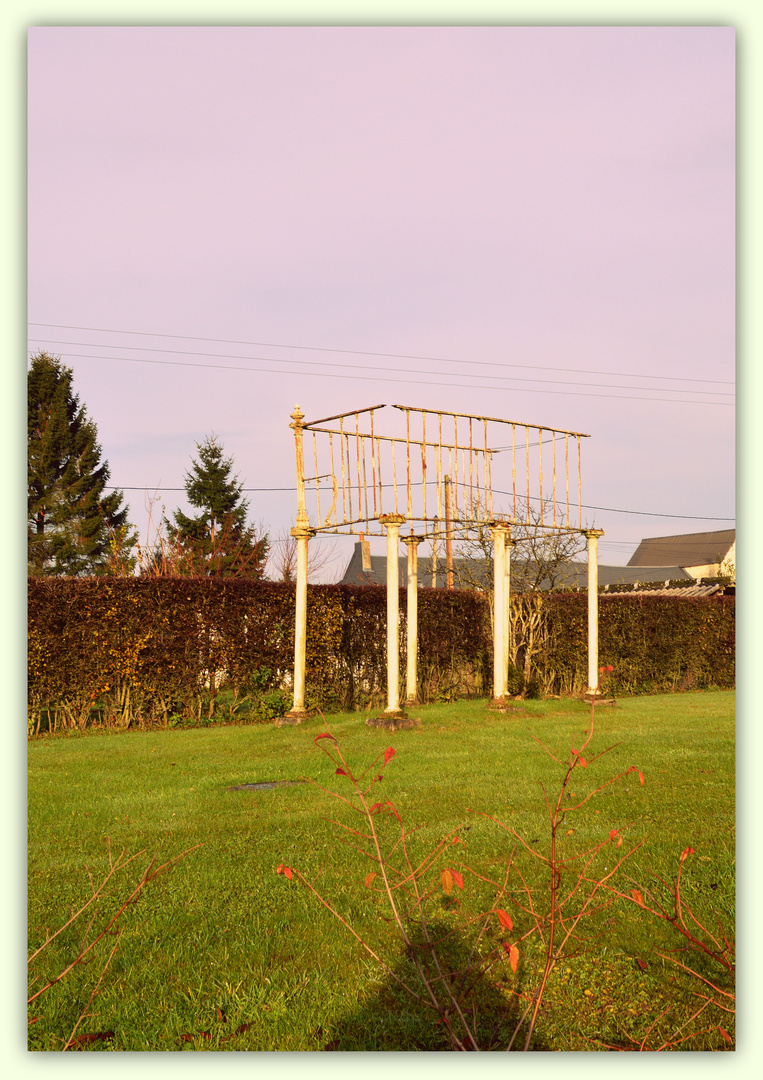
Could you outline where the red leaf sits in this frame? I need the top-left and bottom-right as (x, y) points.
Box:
(631, 889), (645, 907)
(578, 757), (587, 768)
(365, 872), (377, 888)
(503, 943), (519, 973)
(719, 1028), (732, 1044)
(680, 846), (695, 862)
(384, 746), (396, 765)
(451, 835), (464, 845)
(609, 829), (619, 841)
(451, 870), (464, 890)
(315, 733), (336, 742)
(638, 771), (645, 785)
(284, 867), (293, 880)
(636, 958), (647, 971)
(495, 909), (513, 931)
(335, 768), (349, 776)
(441, 869), (454, 895)
(369, 802), (386, 815)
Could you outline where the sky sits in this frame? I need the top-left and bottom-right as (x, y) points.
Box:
(27, 24), (736, 577)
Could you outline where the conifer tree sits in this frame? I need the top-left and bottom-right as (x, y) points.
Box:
(28, 352), (136, 576)
(163, 435), (268, 577)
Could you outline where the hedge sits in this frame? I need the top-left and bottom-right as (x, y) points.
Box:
(27, 578), (734, 734)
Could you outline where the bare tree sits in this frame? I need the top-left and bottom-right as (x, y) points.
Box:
(452, 499), (586, 696)
(265, 530), (343, 584)
(452, 498), (585, 594)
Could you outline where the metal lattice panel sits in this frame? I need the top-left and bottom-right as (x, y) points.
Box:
(293, 403), (589, 537)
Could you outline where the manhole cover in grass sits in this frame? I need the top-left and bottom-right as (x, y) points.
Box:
(227, 780), (306, 791)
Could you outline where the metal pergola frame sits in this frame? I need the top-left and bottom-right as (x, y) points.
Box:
(280, 404), (604, 723)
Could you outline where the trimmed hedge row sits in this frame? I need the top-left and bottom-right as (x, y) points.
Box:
(28, 578), (734, 733)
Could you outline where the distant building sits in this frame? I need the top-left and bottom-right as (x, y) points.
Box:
(339, 525), (735, 595)
(627, 529), (735, 582)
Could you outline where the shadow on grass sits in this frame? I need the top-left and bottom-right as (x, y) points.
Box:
(324, 917), (548, 1052)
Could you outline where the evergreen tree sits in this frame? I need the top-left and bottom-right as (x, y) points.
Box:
(28, 352), (136, 576)
(163, 435), (268, 577)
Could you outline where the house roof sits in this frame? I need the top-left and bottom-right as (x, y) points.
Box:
(338, 543), (695, 591)
(627, 529), (735, 569)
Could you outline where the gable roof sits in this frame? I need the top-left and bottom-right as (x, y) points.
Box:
(627, 529), (735, 569)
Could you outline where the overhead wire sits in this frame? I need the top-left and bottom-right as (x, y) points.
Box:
(28, 321), (734, 386)
(27, 337), (734, 400)
(28, 346), (733, 408)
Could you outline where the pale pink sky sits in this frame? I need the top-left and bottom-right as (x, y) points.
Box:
(27, 25), (735, 571)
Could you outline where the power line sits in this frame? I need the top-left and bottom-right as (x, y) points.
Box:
(27, 337), (734, 399)
(107, 483), (734, 521)
(34, 349), (733, 408)
(28, 321), (734, 388)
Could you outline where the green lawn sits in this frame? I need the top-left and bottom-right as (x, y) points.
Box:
(27, 691), (735, 1051)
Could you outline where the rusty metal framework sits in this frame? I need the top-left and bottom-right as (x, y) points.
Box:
(293, 403), (590, 537)
(282, 403), (603, 727)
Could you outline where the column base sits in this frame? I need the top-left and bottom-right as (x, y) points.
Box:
(581, 692), (617, 706)
(488, 697), (529, 715)
(366, 712), (421, 731)
(275, 708), (313, 726)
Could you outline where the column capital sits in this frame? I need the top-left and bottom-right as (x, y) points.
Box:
(379, 513), (406, 527)
(583, 528), (604, 539)
(290, 525), (316, 539)
(402, 534), (425, 547)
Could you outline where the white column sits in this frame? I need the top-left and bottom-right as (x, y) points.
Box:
(503, 530), (513, 685)
(283, 524), (314, 721)
(403, 535), (423, 705)
(380, 514), (406, 714)
(585, 530), (604, 695)
(491, 524), (511, 702)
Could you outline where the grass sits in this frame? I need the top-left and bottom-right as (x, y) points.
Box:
(27, 690), (735, 1051)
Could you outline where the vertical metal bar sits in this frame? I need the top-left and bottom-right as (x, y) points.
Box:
(512, 423), (517, 521)
(561, 432), (566, 529)
(355, 412), (362, 522)
(406, 409), (412, 519)
(539, 428), (544, 525)
(484, 420), (491, 518)
(452, 415), (459, 520)
(345, 433), (353, 522)
(312, 431), (321, 525)
(552, 433), (557, 527)
(376, 436), (384, 516)
(468, 418), (474, 516)
(339, 417), (348, 523)
(525, 425), (531, 523)
(578, 437), (582, 529)
(371, 411), (378, 518)
(361, 435), (369, 525)
(421, 412), (427, 522)
(436, 414), (443, 520)
(291, 405), (309, 529)
(444, 475), (453, 589)
(392, 438), (399, 515)
(328, 432), (337, 526)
